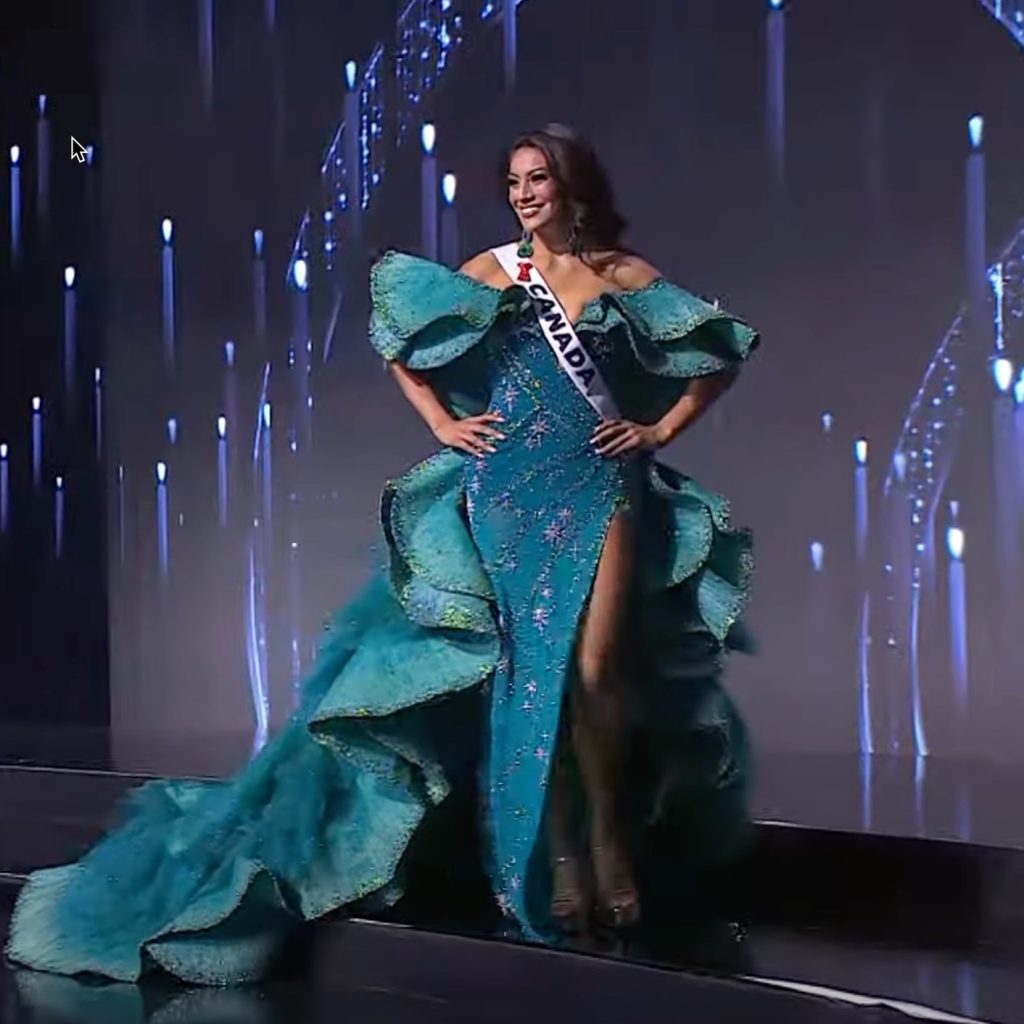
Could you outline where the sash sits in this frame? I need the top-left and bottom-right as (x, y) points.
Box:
(490, 243), (619, 420)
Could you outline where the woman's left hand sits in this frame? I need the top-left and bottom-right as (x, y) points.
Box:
(591, 419), (669, 457)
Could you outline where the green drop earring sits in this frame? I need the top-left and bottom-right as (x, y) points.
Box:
(517, 229), (534, 259)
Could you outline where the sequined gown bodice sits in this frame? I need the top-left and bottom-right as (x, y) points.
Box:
(6, 252), (760, 984)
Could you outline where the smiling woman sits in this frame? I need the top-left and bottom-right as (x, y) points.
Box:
(6, 123), (759, 986)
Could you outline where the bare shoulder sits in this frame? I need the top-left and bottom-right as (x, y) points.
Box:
(459, 250), (507, 288)
(587, 250), (662, 290)
(605, 252), (663, 291)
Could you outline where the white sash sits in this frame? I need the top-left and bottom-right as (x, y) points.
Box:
(490, 243), (619, 420)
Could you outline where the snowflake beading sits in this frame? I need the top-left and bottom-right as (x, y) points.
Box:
(525, 415), (550, 449)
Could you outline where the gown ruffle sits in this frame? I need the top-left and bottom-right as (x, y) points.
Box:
(5, 251), (760, 985)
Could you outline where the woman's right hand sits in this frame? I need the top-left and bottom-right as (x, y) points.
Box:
(433, 413), (506, 456)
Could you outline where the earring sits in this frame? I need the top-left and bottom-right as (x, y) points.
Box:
(518, 229), (534, 259)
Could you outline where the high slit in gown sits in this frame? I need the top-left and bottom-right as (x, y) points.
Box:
(5, 251), (760, 985)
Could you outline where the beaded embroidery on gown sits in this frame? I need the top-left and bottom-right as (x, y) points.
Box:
(5, 251), (760, 985)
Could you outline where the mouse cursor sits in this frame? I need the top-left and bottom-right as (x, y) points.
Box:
(70, 137), (88, 164)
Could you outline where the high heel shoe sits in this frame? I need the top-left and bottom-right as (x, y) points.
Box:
(550, 855), (589, 934)
(591, 842), (641, 932)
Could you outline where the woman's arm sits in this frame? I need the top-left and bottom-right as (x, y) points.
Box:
(387, 360), (454, 436)
(592, 254), (736, 455)
(651, 372), (733, 444)
(384, 249), (508, 456)
(653, 371), (736, 446)
(592, 371), (735, 456)
(595, 254), (738, 451)
(386, 245), (499, 429)
(386, 360), (505, 457)
(459, 250), (507, 288)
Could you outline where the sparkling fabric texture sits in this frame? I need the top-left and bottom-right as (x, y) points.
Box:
(6, 251), (759, 985)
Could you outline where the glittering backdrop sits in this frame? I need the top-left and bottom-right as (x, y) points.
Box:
(61, 0), (1024, 832)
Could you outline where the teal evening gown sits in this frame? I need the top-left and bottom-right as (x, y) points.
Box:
(5, 251), (760, 985)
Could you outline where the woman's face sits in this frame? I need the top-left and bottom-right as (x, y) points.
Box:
(507, 146), (562, 234)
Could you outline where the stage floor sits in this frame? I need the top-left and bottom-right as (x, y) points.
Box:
(4, 724), (1024, 847)
(1, 727), (1024, 1022)
(0, 889), (1012, 1024)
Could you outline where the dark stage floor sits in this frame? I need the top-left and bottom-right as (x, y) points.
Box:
(0, 890), (1008, 1024)
(4, 723), (1024, 846)
(2, 729), (1023, 1023)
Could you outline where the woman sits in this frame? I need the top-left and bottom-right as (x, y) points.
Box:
(5, 124), (758, 985)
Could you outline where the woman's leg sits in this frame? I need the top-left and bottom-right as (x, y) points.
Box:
(571, 507), (639, 926)
(546, 720), (588, 930)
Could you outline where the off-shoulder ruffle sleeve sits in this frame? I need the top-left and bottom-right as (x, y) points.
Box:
(369, 250), (524, 416)
(616, 279), (759, 380)
(606, 279), (759, 423)
(369, 251), (515, 366)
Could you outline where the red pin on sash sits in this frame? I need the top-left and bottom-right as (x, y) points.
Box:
(517, 261), (533, 282)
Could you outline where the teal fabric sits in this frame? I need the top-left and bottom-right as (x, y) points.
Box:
(6, 251), (759, 984)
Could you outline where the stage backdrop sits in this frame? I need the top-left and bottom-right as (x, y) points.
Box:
(97, 0), (1024, 845)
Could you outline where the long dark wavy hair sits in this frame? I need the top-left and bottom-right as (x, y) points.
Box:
(501, 124), (629, 260)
